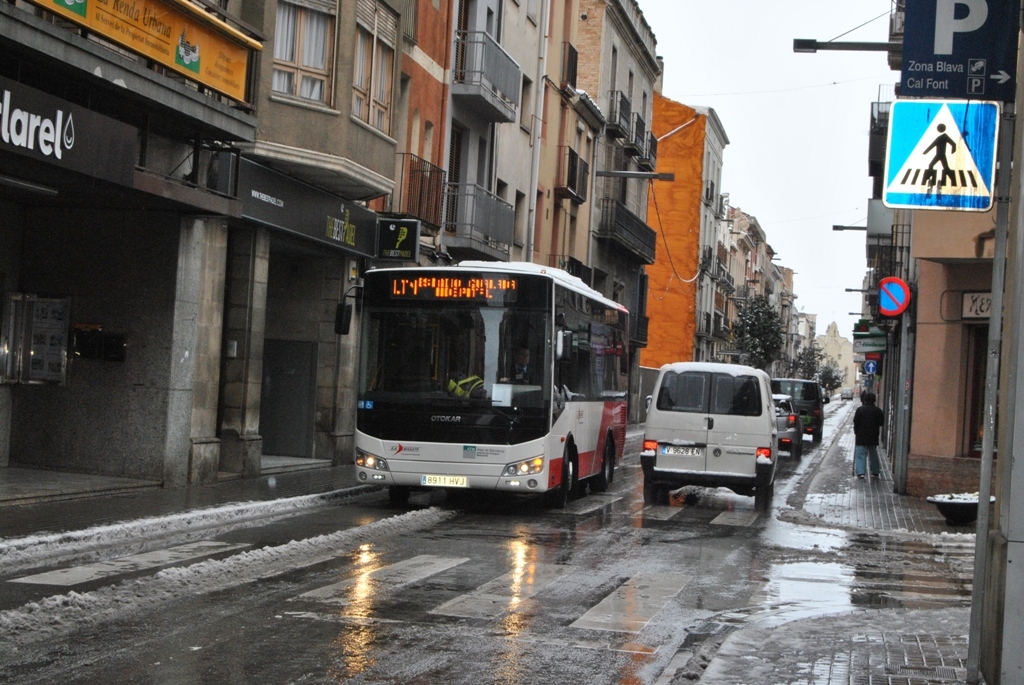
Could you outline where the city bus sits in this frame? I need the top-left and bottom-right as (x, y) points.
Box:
(353, 261), (630, 508)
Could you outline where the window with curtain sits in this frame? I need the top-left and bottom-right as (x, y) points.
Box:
(352, 0), (397, 135)
(273, 1), (336, 104)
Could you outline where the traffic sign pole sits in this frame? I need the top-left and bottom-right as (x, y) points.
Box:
(966, 101), (1014, 684)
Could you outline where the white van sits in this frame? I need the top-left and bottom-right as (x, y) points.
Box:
(641, 362), (778, 506)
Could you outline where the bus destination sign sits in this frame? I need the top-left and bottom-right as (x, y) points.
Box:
(389, 275), (518, 301)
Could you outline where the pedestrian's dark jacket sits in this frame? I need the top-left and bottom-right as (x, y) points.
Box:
(854, 403), (885, 446)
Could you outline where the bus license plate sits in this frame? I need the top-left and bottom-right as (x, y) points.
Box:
(421, 475), (468, 487)
(663, 446), (702, 457)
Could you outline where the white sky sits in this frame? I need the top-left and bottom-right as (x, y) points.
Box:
(637, 0), (898, 339)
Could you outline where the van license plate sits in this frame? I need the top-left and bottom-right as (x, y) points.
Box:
(421, 475), (468, 487)
(663, 446), (702, 457)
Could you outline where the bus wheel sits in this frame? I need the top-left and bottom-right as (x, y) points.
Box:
(388, 486), (411, 506)
(545, 457), (574, 509)
(592, 439), (615, 493)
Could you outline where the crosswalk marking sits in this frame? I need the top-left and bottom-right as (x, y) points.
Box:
(10, 541), (250, 586)
(710, 511), (760, 527)
(898, 167), (978, 189)
(570, 573), (690, 632)
(556, 493), (622, 516)
(298, 554), (469, 604)
(640, 505), (681, 520)
(429, 562), (568, 619)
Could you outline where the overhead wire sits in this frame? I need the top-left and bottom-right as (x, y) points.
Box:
(647, 179), (700, 302)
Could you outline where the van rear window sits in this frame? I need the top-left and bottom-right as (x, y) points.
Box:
(657, 371), (762, 416)
(771, 380), (820, 401)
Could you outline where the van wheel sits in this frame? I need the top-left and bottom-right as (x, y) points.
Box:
(812, 428), (822, 443)
(545, 456), (575, 509)
(794, 438), (803, 459)
(592, 439), (615, 493)
(643, 480), (668, 505)
(754, 479), (774, 511)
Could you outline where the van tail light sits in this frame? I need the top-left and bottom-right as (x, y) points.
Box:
(787, 414), (797, 428)
(643, 439), (658, 452)
(813, 408), (821, 417)
(756, 447), (772, 460)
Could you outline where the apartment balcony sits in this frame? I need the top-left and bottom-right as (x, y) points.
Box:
(452, 31), (521, 123)
(632, 314), (649, 348)
(624, 113), (646, 156)
(713, 313), (731, 341)
(560, 42), (578, 95)
(697, 312), (714, 340)
(637, 132), (657, 171)
(387, 153), (446, 230)
(596, 198), (656, 264)
(443, 182), (515, 261)
(606, 91), (631, 139)
(699, 246), (714, 272)
(553, 146), (589, 204)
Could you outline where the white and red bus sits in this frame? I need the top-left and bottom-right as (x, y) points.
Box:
(353, 261), (630, 508)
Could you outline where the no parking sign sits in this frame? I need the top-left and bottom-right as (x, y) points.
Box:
(878, 277), (911, 317)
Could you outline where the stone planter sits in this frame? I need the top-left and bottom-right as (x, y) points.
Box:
(926, 494), (995, 526)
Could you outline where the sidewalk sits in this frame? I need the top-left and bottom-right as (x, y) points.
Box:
(693, 407), (982, 685)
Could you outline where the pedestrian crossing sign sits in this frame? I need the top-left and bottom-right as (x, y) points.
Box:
(884, 99), (999, 212)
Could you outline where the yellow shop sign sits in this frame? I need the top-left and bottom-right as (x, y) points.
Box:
(34, 0), (260, 103)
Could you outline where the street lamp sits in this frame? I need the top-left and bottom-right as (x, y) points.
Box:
(595, 171), (675, 181)
(793, 38), (901, 53)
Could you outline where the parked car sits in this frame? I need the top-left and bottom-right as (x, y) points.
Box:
(642, 362), (778, 508)
(773, 393), (803, 458)
(841, 388), (854, 401)
(771, 378), (828, 443)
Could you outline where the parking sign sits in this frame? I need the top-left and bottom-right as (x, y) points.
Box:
(901, 0), (1020, 101)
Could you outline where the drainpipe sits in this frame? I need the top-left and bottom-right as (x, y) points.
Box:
(524, 0), (550, 263)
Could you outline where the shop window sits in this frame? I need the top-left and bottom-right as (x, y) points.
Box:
(353, 0), (397, 135)
(273, 1), (336, 103)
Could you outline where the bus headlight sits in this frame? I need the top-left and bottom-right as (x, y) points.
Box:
(356, 449), (389, 471)
(503, 457), (544, 476)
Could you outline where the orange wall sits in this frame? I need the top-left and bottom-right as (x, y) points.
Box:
(642, 92), (706, 369)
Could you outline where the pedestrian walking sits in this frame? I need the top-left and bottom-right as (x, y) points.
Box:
(853, 392), (885, 479)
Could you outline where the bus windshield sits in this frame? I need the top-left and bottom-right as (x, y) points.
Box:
(356, 270), (553, 443)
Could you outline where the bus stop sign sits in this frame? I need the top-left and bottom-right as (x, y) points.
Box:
(901, 0), (1020, 101)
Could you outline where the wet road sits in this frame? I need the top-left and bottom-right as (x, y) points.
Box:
(0, 401), (973, 684)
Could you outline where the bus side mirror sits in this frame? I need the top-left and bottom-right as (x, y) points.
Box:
(555, 330), (573, 360)
(335, 303), (353, 335)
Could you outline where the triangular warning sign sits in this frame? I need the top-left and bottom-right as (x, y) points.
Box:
(886, 103), (990, 199)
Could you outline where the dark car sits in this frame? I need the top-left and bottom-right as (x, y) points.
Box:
(772, 393), (803, 458)
(770, 378), (829, 443)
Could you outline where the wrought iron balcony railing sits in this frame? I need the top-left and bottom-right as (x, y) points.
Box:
(637, 132), (657, 171)
(554, 146), (589, 204)
(387, 153), (446, 230)
(624, 113), (646, 156)
(561, 42), (578, 94)
(606, 91), (631, 139)
(596, 198), (656, 264)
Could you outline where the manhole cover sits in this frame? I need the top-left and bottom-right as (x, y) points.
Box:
(884, 664), (961, 680)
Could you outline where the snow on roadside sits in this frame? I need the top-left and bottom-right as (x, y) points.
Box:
(0, 485), (379, 572)
(0, 506), (457, 648)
